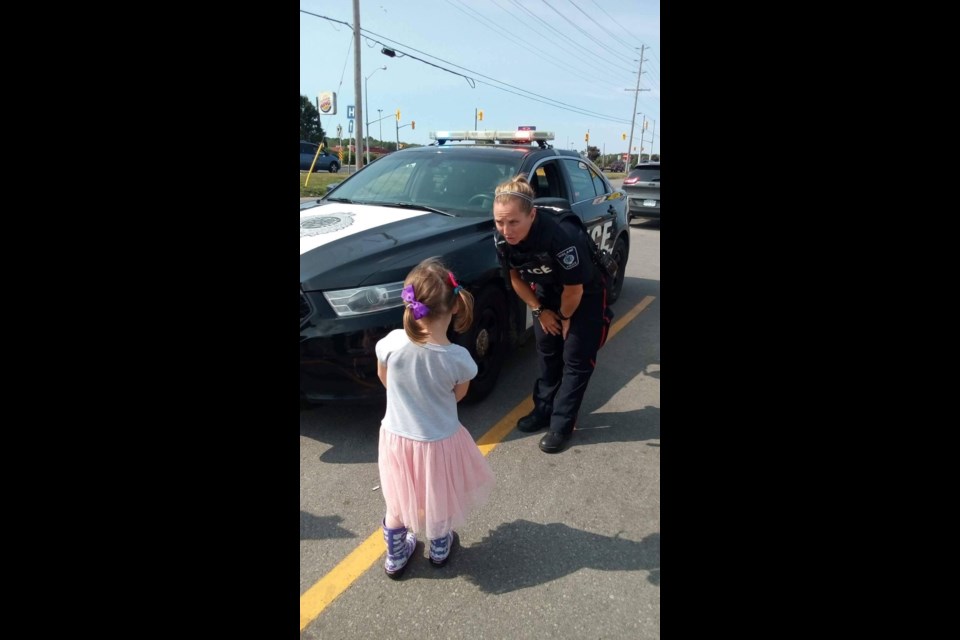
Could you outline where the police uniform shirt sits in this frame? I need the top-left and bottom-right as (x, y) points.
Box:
(505, 211), (600, 298)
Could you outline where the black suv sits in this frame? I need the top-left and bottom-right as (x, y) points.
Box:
(300, 130), (630, 403)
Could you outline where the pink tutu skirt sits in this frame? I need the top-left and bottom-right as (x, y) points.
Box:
(378, 425), (495, 540)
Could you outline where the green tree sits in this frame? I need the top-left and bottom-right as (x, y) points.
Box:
(300, 95), (326, 144)
(586, 145), (600, 162)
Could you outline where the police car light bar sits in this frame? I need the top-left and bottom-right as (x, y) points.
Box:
(429, 129), (556, 146)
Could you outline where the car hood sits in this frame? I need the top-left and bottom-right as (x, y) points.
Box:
(299, 202), (494, 290)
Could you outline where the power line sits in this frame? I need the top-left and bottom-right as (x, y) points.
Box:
(447, 0), (608, 89)
(588, 0), (643, 50)
(501, 0), (632, 86)
(359, 27), (632, 124)
(538, 0), (637, 74)
(302, 8), (634, 126)
(336, 32), (354, 94)
(574, 0), (637, 52)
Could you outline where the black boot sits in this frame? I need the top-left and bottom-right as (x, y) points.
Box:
(517, 410), (550, 433)
(539, 431), (571, 453)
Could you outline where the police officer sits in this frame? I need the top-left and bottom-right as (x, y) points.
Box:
(493, 175), (609, 453)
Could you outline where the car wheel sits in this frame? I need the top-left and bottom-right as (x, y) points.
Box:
(329, 163), (340, 173)
(606, 235), (628, 305)
(455, 285), (508, 404)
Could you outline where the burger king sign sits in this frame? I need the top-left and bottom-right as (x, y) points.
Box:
(318, 91), (337, 116)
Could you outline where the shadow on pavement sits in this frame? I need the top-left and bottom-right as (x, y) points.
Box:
(573, 405), (660, 447)
(300, 401), (385, 465)
(299, 511), (358, 541)
(401, 519), (659, 590)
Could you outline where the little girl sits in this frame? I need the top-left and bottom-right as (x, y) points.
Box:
(375, 257), (496, 579)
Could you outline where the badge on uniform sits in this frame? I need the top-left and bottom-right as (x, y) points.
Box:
(555, 246), (579, 269)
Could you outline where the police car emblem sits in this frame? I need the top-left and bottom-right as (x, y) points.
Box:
(556, 246), (579, 269)
(300, 212), (355, 237)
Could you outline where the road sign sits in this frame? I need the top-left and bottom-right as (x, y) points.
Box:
(336, 124), (343, 138)
(348, 120), (354, 134)
(318, 91), (337, 115)
(347, 105), (355, 120)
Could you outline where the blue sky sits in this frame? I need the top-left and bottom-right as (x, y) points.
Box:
(300, 0), (660, 158)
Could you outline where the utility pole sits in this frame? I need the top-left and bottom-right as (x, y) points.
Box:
(352, 0), (363, 172)
(637, 114), (645, 162)
(649, 119), (656, 159)
(624, 45), (649, 171)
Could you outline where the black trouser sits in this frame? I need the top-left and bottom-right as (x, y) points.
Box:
(531, 288), (607, 436)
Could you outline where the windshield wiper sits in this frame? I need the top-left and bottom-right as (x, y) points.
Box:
(369, 202), (455, 217)
(325, 197), (354, 203)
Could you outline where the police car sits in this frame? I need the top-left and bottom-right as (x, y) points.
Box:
(300, 128), (630, 404)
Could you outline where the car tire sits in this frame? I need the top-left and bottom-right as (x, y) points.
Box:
(329, 163), (340, 173)
(456, 285), (508, 404)
(606, 235), (629, 305)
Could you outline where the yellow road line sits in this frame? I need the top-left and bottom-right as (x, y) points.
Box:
(300, 295), (657, 631)
(299, 530), (383, 630)
(608, 295), (655, 341)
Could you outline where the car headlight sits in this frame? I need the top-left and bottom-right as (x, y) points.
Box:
(323, 281), (406, 317)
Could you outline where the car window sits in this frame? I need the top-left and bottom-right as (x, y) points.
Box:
(589, 164), (610, 195)
(326, 151), (522, 217)
(562, 158), (600, 203)
(530, 161), (568, 200)
(631, 166), (660, 182)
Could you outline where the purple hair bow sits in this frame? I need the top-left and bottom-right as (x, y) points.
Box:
(401, 284), (430, 319)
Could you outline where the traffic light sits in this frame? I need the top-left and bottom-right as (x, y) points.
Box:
(478, 110), (484, 121)
(622, 133), (627, 140)
(585, 132), (590, 142)
(411, 120), (415, 130)
(396, 109), (401, 121)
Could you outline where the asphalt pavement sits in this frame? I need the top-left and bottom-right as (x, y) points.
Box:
(299, 209), (659, 639)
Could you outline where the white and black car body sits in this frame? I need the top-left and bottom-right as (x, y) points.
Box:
(300, 131), (630, 404)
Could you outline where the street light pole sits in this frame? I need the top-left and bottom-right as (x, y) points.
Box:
(364, 65), (386, 165)
(377, 108), (383, 153)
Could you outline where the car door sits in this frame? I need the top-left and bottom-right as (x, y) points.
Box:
(558, 157), (619, 254)
(300, 142), (318, 171)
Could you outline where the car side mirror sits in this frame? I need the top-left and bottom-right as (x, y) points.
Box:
(533, 196), (573, 212)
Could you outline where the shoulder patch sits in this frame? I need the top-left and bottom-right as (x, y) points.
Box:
(556, 246), (580, 270)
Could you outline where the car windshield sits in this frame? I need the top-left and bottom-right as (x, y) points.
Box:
(324, 150), (524, 217)
(629, 166), (660, 182)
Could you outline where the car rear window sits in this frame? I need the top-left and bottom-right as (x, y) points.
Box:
(631, 167), (660, 182)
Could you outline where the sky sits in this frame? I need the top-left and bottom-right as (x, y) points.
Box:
(299, 0), (660, 159)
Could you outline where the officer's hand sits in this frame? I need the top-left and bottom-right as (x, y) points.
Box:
(540, 310), (561, 336)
